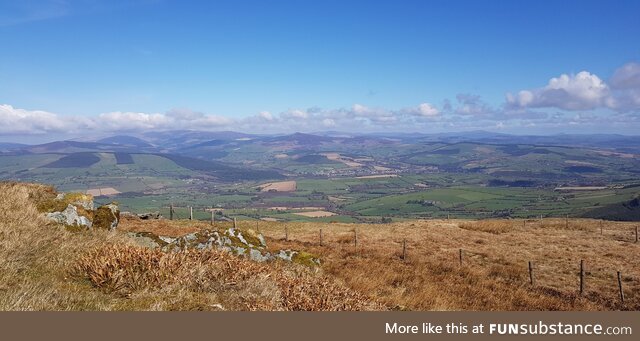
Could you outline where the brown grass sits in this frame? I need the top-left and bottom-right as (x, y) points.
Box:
(3, 181), (639, 311)
(73, 245), (378, 311)
(215, 218), (640, 311)
(0, 182), (378, 311)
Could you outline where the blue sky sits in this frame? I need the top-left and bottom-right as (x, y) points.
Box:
(1, 0), (639, 139)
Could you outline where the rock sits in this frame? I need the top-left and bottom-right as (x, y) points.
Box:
(46, 204), (92, 229)
(159, 227), (320, 265)
(275, 249), (321, 266)
(164, 227), (273, 261)
(137, 212), (162, 220)
(93, 203), (120, 230)
(127, 231), (168, 249)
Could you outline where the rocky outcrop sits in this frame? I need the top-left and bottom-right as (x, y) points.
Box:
(93, 203), (120, 230)
(40, 191), (121, 231)
(127, 232), (169, 249)
(46, 204), (92, 228)
(163, 228), (272, 262)
(128, 227), (321, 266)
(137, 212), (162, 220)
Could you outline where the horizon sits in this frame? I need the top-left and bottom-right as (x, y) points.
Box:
(4, 129), (640, 146)
(1, 0), (639, 141)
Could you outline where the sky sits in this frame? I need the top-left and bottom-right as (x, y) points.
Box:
(1, 0), (639, 141)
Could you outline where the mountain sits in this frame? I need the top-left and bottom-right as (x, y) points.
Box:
(97, 135), (153, 148)
(0, 142), (28, 151)
(582, 196), (640, 221)
(266, 132), (338, 145)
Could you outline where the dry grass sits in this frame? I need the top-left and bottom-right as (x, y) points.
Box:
(74, 245), (378, 311)
(211, 218), (640, 311)
(0, 182), (130, 310)
(3, 181), (639, 311)
(458, 219), (518, 234)
(0, 182), (378, 311)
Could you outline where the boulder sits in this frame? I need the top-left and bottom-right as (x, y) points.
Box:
(46, 204), (92, 229)
(157, 227), (320, 265)
(127, 231), (169, 249)
(164, 227), (272, 262)
(275, 249), (321, 266)
(137, 212), (162, 220)
(40, 190), (121, 231)
(93, 203), (120, 230)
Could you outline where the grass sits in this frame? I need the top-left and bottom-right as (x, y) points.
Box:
(2, 181), (639, 311)
(207, 218), (639, 311)
(0, 182), (379, 311)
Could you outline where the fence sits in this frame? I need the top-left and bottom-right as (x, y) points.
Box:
(138, 208), (638, 307)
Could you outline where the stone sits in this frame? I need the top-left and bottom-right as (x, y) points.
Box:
(93, 203), (120, 230)
(137, 212), (162, 220)
(46, 204), (92, 229)
(127, 231), (168, 249)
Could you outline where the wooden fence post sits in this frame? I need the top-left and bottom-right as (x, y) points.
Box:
(210, 210), (214, 226)
(285, 226), (288, 241)
(189, 206), (193, 220)
(528, 261), (535, 286)
(402, 239), (407, 261)
(319, 229), (323, 246)
(459, 249), (463, 267)
(617, 271), (625, 304)
(600, 220), (603, 235)
(579, 260), (585, 295)
(635, 226), (638, 243)
(233, 217), (237, 229)
(169, 204), (174, 220)
(565, 214), (569, 229)
(354, 229), (358, 250)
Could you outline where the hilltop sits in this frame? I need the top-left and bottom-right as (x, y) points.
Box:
(1, 181), (638, 311)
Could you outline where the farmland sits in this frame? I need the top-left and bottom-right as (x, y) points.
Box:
(0, 131), (638, 222)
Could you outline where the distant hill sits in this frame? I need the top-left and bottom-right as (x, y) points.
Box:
(267, 133), (337, 145)
(0, 142), (28, 151)
(582, 196), (640, 221)
(97, 135), (153, 148)
(157, 153), (284, 182)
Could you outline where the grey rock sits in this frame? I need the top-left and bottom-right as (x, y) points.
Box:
(46, 204), (92, 228)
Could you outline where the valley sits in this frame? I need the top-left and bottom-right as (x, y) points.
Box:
(1, 131), (639, 222)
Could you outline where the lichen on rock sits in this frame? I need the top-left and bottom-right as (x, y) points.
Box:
(154, 226), (320, 266)
(93, 203), (120, 230)
(46, 204), (92, 229)
(127, 231), (169, 249)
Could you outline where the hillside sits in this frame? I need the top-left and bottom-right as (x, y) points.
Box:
(1, 181), (638, 311)
(0, 182), (375, 311)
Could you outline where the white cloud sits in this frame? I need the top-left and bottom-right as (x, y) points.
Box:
(98, 111), (173, 131)
(0, 104), (69, 134)
(258, 111), (274, 121)
(281, 109), (309, 119)
(398, 103), (440, 118)
(416, 103), (439, 117)
(607, 62), (640, 112)
(506, 71), (610, 111)
(322, 118), (336, 127)
(610, 62), (640, 89)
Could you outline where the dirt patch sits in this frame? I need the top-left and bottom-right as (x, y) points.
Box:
(86, 187), (121, 197)
(259, 181), (297, 192)
(321, 152), (363, 167)
(293, 211), (337, 218)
